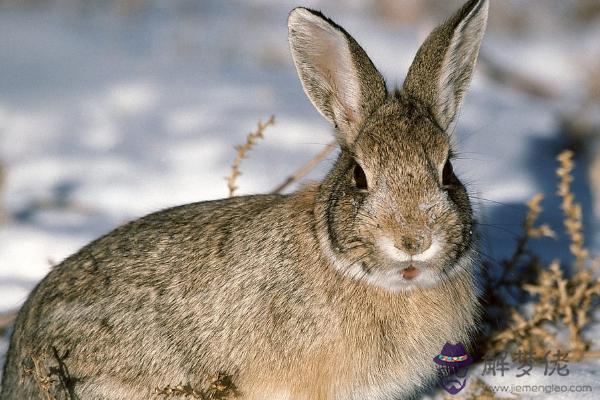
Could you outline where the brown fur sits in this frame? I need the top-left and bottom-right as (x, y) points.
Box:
(1, 1), (489, 399)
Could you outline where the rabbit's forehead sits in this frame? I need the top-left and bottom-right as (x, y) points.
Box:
(355, 113), (449, 168)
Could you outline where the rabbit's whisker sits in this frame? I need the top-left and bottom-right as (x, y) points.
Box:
(475, 223), (522, 238)
(469, 195), (526, 212)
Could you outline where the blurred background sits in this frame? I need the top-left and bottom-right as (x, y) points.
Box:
(1, 0), (600, 376)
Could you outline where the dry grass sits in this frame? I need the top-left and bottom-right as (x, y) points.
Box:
(485, 150), (600, 361)
(155, 372), (238, 399)
(21, 351), (237, 399)
(226, 116), (275, 197)
(21, 354), (57, 400)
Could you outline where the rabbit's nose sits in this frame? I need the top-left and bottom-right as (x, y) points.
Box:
(395, 232), (432, 256)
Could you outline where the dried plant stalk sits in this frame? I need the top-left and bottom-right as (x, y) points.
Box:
(501, 193), (555, 272)
(524, 194), (555, 239)
(271, 140), (336, 194)
(227, 116), (275, 197)
(556, 150), (588, 269)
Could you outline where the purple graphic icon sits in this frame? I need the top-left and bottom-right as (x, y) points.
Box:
(433, 342), (473, 395)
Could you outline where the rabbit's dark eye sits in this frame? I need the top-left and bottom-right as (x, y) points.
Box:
(442, 160), (455, 187)
(353, 163), (368, 190)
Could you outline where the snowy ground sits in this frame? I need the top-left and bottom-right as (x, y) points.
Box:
(0, 0), (599, 398)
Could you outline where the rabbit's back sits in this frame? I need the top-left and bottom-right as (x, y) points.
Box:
(2, 190), (334, 399)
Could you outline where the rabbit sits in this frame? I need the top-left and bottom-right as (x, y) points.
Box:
(1, 0), (489, 399)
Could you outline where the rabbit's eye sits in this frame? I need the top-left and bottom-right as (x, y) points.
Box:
(442, 160), (454, 186)
(353, 163), (368, 190)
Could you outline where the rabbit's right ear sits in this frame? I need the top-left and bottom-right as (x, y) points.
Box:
(288, 8), (387, 146)
(403, 0), (489, 131)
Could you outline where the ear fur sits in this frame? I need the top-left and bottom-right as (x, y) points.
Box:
(402, 0), (489, 131)
(288, 8), (387, 145)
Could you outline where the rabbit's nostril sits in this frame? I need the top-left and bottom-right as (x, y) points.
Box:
(402, 237), (417, 251)
(396, 233), (432, 256)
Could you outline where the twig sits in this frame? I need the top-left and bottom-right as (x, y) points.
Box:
(479, 54), (560, 100)
(502, 193), (554, 271)
(271, 141), (336, 194)
(0, 310), (17, 333)
(22, 354), (57, 400)
(226, 116), (275, 197)
(50, 346), (79, 400)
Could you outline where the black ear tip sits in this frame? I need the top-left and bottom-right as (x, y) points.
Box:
(465, 0), (489, 17)
(288, 7), (323, 21)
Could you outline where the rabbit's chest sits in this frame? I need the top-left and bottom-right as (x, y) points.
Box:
(337, 293), (477, 398)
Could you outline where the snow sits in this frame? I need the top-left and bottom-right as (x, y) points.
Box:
(0, 0), (598, 397)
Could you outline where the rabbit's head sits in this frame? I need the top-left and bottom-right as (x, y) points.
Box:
(288, 0), (488, 292)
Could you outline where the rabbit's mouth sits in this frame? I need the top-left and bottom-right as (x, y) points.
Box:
(356, 261), (441, 292)
(400, 265), (421, 280)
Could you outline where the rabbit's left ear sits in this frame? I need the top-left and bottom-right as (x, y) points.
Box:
(288, 8), (387, 146)
(403, 0), (489, 131)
